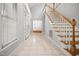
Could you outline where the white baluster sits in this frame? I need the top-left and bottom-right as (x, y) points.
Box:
(68, 26), (71, 50)
(65, 21), (68, 49)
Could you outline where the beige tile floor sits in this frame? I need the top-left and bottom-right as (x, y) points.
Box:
(9, 32), (69, 56)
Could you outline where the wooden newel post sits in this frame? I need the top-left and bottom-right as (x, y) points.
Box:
(71, 19), (76, 56)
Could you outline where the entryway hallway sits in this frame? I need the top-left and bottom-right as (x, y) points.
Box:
(9, 32), (71, 56)
(1, 3), (79, 56)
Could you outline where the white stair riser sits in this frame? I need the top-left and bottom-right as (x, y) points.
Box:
(60, 44), (79, 49)
(52, 27), (72, 28)
(56, 33), (79, 36)
(51, 24), (67, 25)
(58, 37), (79, 41)
(53, 29), (73, 30)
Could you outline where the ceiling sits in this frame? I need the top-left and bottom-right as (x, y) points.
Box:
(28, 3), (45, 20)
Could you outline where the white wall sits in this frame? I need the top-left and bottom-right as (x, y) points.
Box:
(16, 3), (32, 40)
(0, 3), (32, 50)
(0, 3), (32, 55)
(0, 4), (17, 46)
(45, 14), (51, 36)
(0, 4), (2, 49)
(0, 13), (2, 49)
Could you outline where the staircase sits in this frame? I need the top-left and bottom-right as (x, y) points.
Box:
(44, 4), (79, 56)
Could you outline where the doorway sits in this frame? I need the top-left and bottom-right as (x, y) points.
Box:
(33, 20), (43, 33)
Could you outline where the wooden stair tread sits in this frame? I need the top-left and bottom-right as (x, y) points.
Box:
(53, 27), (72, 28)
(54, 29), (73, 30)
(62, 41), (79, 45)
(58, 35), (79, 38)
(55, 30), (79, 32)
(53, 23), (69, 25)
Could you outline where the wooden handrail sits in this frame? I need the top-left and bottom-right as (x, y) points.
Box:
(62, 16), (72, 25)
(55, 3), (62, 9)
(44, 11), (53, 24)
(52, 10), (72, 25)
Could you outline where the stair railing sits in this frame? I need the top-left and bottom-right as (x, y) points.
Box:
(45, 4), (77, 56)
